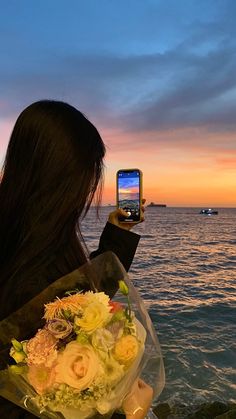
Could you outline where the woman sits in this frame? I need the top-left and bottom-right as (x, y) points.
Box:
(0, 100), (152, 418)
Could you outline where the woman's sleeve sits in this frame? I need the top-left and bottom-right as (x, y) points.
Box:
(90, 222), (140, 271)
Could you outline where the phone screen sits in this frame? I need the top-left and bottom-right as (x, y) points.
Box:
(117, 169), (141, 222)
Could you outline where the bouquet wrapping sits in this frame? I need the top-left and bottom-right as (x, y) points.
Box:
(0, 251), (165, 418)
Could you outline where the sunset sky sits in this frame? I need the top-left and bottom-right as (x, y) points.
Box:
(0, 0), (236, 207)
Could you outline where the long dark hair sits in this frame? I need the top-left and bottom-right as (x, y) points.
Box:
(0, 100), (105, 319)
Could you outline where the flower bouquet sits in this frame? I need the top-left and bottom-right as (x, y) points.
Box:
(0, 252), (165, 418)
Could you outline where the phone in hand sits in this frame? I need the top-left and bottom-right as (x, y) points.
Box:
(116, 168), (143, 222)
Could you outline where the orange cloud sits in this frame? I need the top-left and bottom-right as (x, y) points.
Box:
(216, 157), (236, 169)
(1, 119), (235, 207)
(101, 126), (236, 207)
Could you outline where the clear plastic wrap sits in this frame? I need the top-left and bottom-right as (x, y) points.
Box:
(0, 251), (165, 418)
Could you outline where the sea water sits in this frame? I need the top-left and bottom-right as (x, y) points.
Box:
(82, 207), (236, 407)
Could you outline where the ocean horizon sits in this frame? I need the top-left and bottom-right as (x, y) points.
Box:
(100, 205), (236, 209)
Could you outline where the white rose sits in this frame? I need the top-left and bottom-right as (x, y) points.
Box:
(92, 328), (115, 352)
(55, 341), (99, 390)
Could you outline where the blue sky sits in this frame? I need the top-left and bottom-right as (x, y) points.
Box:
(119, 177), (139, 189)
(0, 0), (236, 205)
(1, 0), (236, 129)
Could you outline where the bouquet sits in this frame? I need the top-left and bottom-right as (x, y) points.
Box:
(0, 252), (165, 418)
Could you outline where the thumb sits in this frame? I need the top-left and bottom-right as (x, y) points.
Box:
(108, 208), (128, 223)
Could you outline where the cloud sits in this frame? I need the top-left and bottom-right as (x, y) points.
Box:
(0, 0), (236, 150)
(216, 156), (236, 169)
(122, 45), (236, 133)
(1, 43), (236, 136)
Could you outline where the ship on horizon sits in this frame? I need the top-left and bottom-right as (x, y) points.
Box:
(147, 202), (167, 207)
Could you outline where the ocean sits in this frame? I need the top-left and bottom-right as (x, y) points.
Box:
(82, 207), (236, 409)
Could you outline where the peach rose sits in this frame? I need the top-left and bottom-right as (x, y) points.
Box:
(27, 364), (56, 395)
(55, 341), (99, 390)
(113, 335), (139, 366)
(26, 329), (58, 367)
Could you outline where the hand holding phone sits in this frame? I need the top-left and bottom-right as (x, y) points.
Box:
(116, 169), (143, 223)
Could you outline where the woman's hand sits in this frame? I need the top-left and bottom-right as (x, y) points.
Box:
(122, 378), (153, 419)
(108, 199), (146, 231)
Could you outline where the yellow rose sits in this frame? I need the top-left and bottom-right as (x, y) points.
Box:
(55, 341), (99, 390)
(113, 335), (139, 366)
(75, 301), (111, 334)
(85, 291), (110, 307)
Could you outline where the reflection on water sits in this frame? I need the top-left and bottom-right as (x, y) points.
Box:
(82, 207), (236, 405)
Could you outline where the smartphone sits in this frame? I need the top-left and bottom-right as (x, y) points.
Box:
(116, 169), (143, 222)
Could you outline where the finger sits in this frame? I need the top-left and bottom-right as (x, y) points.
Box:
(137, 379), (154, 397)
(137, 379), (147, 389)
(118, 208), (129, 217)
(141, 198), (146, 214)
(109, 208), (128, 221)
(140, 211), (145, 222)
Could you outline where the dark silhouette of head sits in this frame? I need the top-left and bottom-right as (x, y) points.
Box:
(0, 100), (106, 318)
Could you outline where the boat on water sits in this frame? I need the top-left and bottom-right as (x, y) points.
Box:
(200, 208), (218, 215)
(147, 202), (167, 207)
